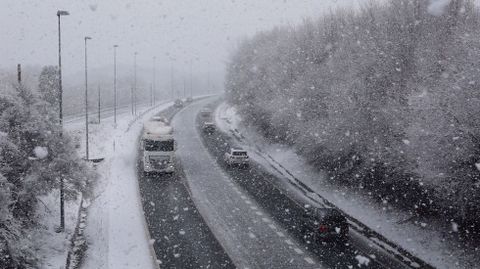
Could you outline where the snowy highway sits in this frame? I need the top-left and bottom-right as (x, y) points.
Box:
(133, 98), (433, 269)
(137, 105), (233, 268)
(172, 98), (324, 268)
(5, 1), (480, 269)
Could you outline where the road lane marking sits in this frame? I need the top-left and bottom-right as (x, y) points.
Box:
(276, 231), (285, 237)
(245, 200), (252, 205)
(248, 232), (256, 239)
(304, 257), (315, 264)
(255, 211), (263, 216)
(240, 195), (246, 199)
(285, 239), (293, 245)
(261, 218), (270, 223)
(268, 224), (276, 230)
(293, 248), (304, 254)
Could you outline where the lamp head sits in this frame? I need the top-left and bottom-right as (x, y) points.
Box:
(57, 10), (69, 16)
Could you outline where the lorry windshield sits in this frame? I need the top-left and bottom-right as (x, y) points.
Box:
(144, 139), (174, 151)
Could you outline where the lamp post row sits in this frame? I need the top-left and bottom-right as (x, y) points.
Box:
(56, 10), (159, 232)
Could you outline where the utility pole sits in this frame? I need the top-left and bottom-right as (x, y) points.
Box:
(56, 9), (69, 233)
(97, 85), (101, 123)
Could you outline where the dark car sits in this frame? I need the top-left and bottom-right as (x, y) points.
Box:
(200, 107), (212, 118)
(202, 121), (216, 134)
(174, 99), (184, 108)
(300, 206), (349, 243)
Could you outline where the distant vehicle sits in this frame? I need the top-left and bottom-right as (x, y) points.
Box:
(202, 121), (216, 134)
(186, 97), (193, 103)
(224, 147), (249, 167)
(301, 207), (349, 243)
(174, 99), (184, 108)
(200, 107), (213, 119)
(151, 115), (169, 124)
(142, 120), (176, 174)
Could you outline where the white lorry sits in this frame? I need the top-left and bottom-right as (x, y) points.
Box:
(142, 120), (176, 174)
(224, 147), (249, 167)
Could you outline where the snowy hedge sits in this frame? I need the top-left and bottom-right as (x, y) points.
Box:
(0, 82), (93, 268)
(226, 0), (480, 233)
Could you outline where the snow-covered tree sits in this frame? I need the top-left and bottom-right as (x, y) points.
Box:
(226, 0), (480, 230)
(37, 65), (59, 111)
(0, 81), (93, 267)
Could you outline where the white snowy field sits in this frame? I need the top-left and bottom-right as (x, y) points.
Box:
(32, 189), (81, 268)
(57, 102), (172, 269)
(215, 102), (480, 269)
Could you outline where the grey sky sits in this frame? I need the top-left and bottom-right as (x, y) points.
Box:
(1, 0), (360, 79)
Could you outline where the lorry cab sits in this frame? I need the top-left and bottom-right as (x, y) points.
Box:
(142, 121), (176, 174)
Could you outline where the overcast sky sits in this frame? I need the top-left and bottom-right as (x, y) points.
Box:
(1, 0), (362, 79)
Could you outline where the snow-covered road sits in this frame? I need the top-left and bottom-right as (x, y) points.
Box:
(173, 98), (321, 268)
(214, 101), (480, 269)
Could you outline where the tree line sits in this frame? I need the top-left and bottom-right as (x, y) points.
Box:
(0, 67), (92, 268)
(226, 0), (480, 236)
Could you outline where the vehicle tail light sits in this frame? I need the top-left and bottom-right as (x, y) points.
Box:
(319, 225), (329, 233)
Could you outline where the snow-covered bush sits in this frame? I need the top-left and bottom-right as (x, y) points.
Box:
(226, 0), (480, 232)
(0, 81), (93, 267)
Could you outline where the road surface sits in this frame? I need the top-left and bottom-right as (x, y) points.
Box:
(172, 98), (324, 269)
(137, 105), (233, 268)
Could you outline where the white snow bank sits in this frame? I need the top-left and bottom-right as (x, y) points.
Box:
(33, 192), (80, 269)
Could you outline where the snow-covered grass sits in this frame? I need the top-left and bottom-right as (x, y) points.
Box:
(215, 102), (480, 269)
(32, 192), (81, 268)
(57, 102), (172, 269)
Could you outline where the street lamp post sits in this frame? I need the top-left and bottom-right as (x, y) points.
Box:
(183, 74), (186, 98)
(170, 63), (174, 100)
(113, 45), (118, 127)
(131, 86), (134, 115)
(190, 60), (193, 98)
(134, 52), (138, 115)
(97, 85), (101, 123)
(153, 56), (156, 106)
(84, 36), (92, 161)
(56, 9), (69, 233)
(150, 84), (153, 106)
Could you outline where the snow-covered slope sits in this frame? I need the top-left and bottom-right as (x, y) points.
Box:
(215, 102), (480, 269)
